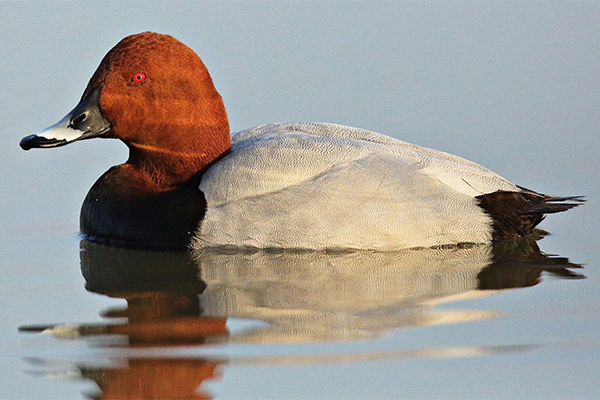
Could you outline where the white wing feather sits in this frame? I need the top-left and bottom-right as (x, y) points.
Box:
(195, 123), (517, 250)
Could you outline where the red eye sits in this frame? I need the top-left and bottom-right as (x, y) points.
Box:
(132, 72), (146, 83)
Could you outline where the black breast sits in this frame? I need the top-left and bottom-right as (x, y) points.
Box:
(80, 166), (207, 251)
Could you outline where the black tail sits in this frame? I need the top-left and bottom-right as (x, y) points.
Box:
(476, 186), (585, 241)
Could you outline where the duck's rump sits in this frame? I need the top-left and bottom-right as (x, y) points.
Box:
(193, 123), (577, 250)
(476, 188), (584, 241)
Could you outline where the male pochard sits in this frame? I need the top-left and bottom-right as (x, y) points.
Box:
(20, 32), (583, 251)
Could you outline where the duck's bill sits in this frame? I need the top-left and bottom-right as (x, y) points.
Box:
(20, 87), (111, 151)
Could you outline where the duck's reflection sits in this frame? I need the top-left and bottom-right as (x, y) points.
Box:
(80, 246), (228, 346)
(78, 358), (222, 400)
(21, 237), (583, 399)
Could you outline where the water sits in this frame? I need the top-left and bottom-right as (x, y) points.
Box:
(1, 2), (599, 399)
(10, 239), (595, 399)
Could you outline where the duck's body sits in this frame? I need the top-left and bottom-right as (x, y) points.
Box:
(197, 122), (515, 250)
(20, 32), (583, 251)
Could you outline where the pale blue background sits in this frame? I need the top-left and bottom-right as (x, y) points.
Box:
(1, 1), (599, 398)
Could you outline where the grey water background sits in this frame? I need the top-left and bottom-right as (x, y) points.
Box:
(0, 1), (599, 398)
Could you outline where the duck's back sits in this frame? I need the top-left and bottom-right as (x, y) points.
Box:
(195, 123), (518, 250)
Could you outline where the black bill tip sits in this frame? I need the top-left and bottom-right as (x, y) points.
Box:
(20, 134), (67, 151)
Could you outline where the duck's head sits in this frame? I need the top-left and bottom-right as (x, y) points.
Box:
(20, 32), (230, 184)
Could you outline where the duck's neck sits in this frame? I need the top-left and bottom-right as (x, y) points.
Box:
(126, 142), (230, 187)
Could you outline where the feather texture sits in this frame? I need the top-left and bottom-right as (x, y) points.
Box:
(195, 123), (526, 250)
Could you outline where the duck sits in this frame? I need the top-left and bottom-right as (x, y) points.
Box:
(20, 32), (583, 251)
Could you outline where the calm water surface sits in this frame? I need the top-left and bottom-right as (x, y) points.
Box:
(1, 2), (599, 399)
(5, 227), (598, 399)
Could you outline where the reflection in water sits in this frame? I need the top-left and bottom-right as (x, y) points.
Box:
(20, 237), (583, 399)
(78, 358), (221, 400)
(197, 240), (582, 342)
